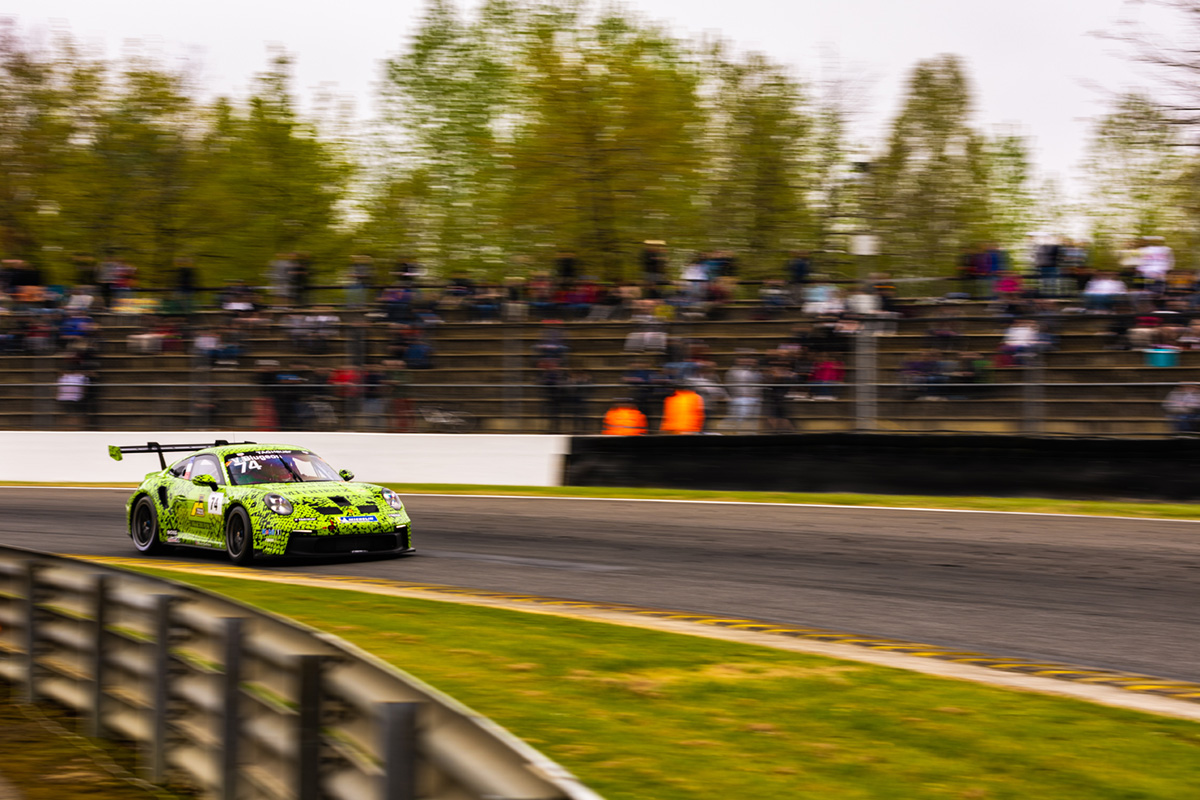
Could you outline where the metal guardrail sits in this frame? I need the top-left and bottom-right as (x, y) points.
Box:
(0, 545), (602, 800)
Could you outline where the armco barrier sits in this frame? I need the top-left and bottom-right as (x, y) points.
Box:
(0, 431), (569, 487)
(0, 546), (601, 800)
(566, 432), (1200, 501)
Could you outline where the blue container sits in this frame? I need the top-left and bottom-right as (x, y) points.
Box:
(1146, 348), (1180, 367)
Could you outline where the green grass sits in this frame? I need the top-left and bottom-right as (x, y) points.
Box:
(133, 568), (1200, 800)
(8, 481), (1200, 520)
(381, 483), (1200, 521)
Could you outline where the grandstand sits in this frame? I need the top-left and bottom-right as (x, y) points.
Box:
(0, 297), (1190, 435)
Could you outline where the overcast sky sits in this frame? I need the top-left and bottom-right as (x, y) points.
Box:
(3, 0), (1177, 193)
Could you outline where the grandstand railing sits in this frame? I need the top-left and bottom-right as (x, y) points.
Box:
(0, 379), (1187, 436)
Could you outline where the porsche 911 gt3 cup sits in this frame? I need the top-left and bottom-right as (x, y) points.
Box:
(110, 440), (414, 564)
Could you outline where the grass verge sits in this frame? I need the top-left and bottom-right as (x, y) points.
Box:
(381, 483), (1200, 521)
(6, 481), (1200, 520)
(0, 685), (192, 799)
(133, 567), (1200, 800)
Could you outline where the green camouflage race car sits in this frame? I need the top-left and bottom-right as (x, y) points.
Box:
(110, 440), (414, 564)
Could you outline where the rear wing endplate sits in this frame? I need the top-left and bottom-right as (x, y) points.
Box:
(108, 440), (256, 470)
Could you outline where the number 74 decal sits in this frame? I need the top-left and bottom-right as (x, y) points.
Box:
(207, 492), (226, 515)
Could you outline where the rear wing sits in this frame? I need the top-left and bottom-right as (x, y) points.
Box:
(108, 440), (256, 470)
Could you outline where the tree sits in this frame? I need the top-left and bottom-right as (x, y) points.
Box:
(698, 49), (812, 276)
(871, 55), (987, 277)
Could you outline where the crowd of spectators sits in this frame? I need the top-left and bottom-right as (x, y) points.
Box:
(5, 233), (1200, 434)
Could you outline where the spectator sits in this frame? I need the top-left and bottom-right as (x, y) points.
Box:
(555, 251), (578, 282)
(1137, 236), (1174, 294)
(343, 256), (373, 309)
(304, 307), (340, 354)
(176, 257), (197, 313)
(328, 363), (365, 424)
(538, 359), (569, 433)
(404, 334), (435, 370)
(686, 365), (728, 430)
(623, 358), (667, 428)
(253, 360), (280, 429)
(532, 321), (569, 366)
(757, 279), (788, 319)
(810, 356), (845, 400)
(722, 354), (763, 433)
(1177, 320), (1200, 350)
(56, 365), (89, 430)
(998, 319), (1048, 365)
(382, 359), (415, 432)
(291, 254), (312, 308)
(1082, 273), (1128, 313)
(660, 385), (704, 434)
(602, 398), (647, 435)
(762, 362), (797, 431)
(786, 250), (811, 302)
(801, 277), (842, 316)
(96, 258), (120, 309)
(900, 350), (947, 401)
(1164, 383), (1200, 433)
(562, 370), (594, 433)
(641, 240), (668, 285)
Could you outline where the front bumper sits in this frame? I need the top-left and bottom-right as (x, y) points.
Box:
(285, 524), (414, 556)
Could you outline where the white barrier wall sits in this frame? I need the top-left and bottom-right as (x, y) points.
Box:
(0, 432), (570, 486)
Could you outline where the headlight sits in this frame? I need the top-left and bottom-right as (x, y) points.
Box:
(382, 488), (405, 512)
(265, 494), (293, 515)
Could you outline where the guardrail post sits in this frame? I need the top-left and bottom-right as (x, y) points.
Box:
(297, 654), (322, 800)
(21, 560), (37, 703)
(381, 702), (419, 800)
(220, 617), (242, 800)
(148, 594), (173, 783)
(88, 573), (108, 738)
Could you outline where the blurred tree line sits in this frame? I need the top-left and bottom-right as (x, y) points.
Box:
(5, 1), (1200, 287)
(0, 22), (351, 287)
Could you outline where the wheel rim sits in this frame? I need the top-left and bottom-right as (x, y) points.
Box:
(229, 515), (246, 556)
(133, 504), (154, 547)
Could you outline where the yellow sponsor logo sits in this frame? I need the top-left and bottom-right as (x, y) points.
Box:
(191, 502), (206, 517)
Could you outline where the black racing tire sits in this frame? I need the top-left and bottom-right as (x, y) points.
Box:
(224, 506), (255, 566)
(131, 496), (164, 555)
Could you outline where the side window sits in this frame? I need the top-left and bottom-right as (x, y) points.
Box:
(169, 458), (193, 479)
(192, 455), (225, 486)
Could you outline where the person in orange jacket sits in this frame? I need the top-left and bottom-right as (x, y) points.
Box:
(660, 386), (704, 434)
(602, 398), (647, 435)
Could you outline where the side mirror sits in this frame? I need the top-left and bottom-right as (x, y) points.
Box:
(339, 469), (355, 482)
(192, 475), (218, 490)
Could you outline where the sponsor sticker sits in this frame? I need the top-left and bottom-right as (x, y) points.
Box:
(338, 515), (377, 524)
(166, 530), (181, 544)
(207, 493), (226, 515)
(190, 501), (205, 517)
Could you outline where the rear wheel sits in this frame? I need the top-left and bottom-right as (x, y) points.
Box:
(131, 497), (163, 554)
(225, 506), (255, 566)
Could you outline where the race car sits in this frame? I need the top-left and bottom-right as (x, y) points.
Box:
(109, 440), (414, 564)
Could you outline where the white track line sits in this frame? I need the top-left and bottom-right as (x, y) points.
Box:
(5, 486), (1197, 524)
(384, 493), (1200, 524)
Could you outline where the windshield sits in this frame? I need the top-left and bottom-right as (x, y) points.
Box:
(223, 450), (341, 486)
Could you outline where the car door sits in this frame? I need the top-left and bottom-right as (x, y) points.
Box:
(164, 457), (195, 543)
(178, 454), (226, 546)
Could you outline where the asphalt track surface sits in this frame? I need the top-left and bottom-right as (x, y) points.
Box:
(2, 489), (1199, 683)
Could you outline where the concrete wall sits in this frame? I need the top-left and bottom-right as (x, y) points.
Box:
(0, 432), (569, 486)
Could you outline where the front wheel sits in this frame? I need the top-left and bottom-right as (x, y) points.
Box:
(225, 506), (255, 566)
(131, 497), (163, 554)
